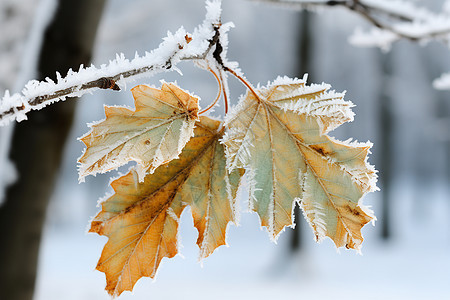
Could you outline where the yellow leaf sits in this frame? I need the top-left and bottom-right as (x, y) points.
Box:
(222, 77), (377, 250)
(78, 82), (199, 182)
(90, 116), (243, 296)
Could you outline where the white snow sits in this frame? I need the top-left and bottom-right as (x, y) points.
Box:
(347, 0), (450, 48)
(0, 0), (225, 126)
(0, 31), (185, 125)
(361, 0), (435, 22)
(349, 27), (399, 52)
(433, 72), (450, 90)
(349, 9), (450, 51)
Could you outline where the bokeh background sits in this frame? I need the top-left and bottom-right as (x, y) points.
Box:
(1, 0), (449, 299)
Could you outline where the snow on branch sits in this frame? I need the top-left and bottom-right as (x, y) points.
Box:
(255, 0), (450, 49)
(348, 1), (450, 50)
(255, 0), (450, 90)
(433, 72), (450, 90)
(0, 0), (226, 126)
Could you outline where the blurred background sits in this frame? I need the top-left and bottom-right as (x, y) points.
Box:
(0, 0), (449, 299)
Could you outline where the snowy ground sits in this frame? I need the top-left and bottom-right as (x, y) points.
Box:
(34, 178), (450, 300)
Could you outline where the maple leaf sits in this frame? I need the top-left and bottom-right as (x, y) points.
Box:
(222, 76), (377, 250)
(89, 116), (243, 297)
(78, 82), (199, 182)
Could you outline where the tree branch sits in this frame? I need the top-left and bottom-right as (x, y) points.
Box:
(253, 0), (450, 43)
(0, 3), (225, 126)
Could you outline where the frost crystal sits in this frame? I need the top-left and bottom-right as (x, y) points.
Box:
(349, 0), (450, 50)
(0, 0), (226, 126)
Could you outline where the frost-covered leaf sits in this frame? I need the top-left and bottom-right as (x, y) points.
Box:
(184, 118), (244, 260)
(78, 82), (199, 182)
(255, 76), (354, 134)
(222, 76), (377, 250)
(90, 116), (243, 296)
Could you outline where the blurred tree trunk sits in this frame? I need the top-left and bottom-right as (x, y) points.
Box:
(417, 48), (450, 215)
(379, 52), (393, 240)
(290, 10), (314, 253)
(0, 1), (106, 300)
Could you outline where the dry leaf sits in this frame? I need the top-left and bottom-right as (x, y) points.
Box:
(90, 116), (243, 296)
(222, 77), (377, 250)
(257, 76), (354, 134)
(78, 82), (199, 182)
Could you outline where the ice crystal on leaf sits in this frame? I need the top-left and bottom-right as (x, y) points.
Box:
(78, 83), (199, 182)
(89, 116), (243, 297)
(88, 76), (377, 296)
(222, 76), (377, 248)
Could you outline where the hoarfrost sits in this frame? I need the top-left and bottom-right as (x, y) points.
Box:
(198, 191), (213, 261)
(349, 0), (450, 50)
(301, 202), (327, 242)
(265, 75), (354, 134)
(0, 0), (226, 126)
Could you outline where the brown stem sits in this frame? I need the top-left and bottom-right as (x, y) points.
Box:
(219, 70), (229, 114)
(199, 67), (223, 115)
(225, 68), (262, 102)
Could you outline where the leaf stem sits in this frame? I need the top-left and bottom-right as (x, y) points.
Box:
(220, 70), (229, 114)
(199, 67), (222, 115)
(225, 68), (262, 102)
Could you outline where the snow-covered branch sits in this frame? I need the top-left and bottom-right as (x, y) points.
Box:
(255, 0), (450, 49)
(255, 0), (450, 90)
(0, 0), (227, 126)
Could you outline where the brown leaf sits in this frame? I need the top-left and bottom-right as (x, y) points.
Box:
(90, 116), (243, 296)
(78, 82), (199, 182)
